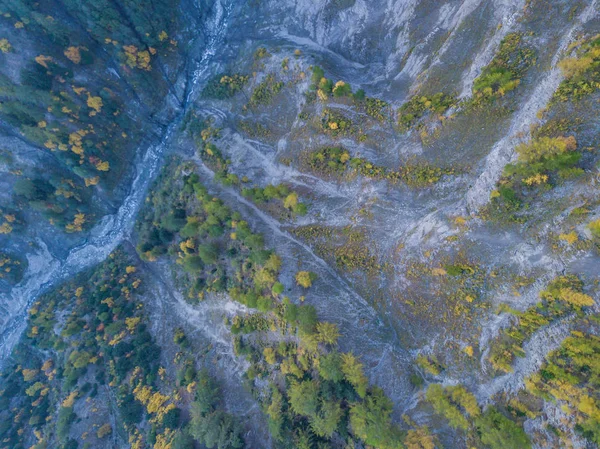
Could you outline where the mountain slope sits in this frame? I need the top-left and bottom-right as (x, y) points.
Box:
(1, 1), (599, 448)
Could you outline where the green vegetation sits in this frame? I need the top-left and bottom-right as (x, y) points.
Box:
(292, 224), (382, 277)
(475, 406), (532, 449)
(471, 33), (536, 104)
(444, 263), (475, 277)
(311, 66), (325, 84)
(11, 175), (94, 232)
(3, 20), (599, 449)
(303, 146), (352, 178)
(310, 66), (389, 122)
(136, 161), (286, 301)
(253, 47), (270, 60)
(485, 135), (584, 222)
(0, 250), (242, 448)
(242, 184), (308, 217)
(332, 80), (352, 97)
(526, 331), (600, 445)
(426, 384), (480, 430)
(426, 384), (530, 448)
(488, 275), (593, 373)
(416, 354), (444, 376)
(0, 38), (11, 53)
(184, 118), (308, 219)
(399, 162), (451, 188)
(364, 97), (389, 122)
(311, 66), (336, 99)
(0, 251), (27, 284)
(189, 370), (244, 448)
(397, 93), (456, 131)
(321, 108), (356, 137)
(482, 34), (599, 225)
(248, 74), (284, 108)
(202, 73), (249, 99)
(0, 0), (184, 233)
(295, 270), (317, 288)
(134, 162), (419, 448)
(554, 35), (600, 102)
(302, 146), (454, 187)
(349, 387), (404, 447)
(237, 119), (273, 139)
(589, 219), (600, 239)
(504, 135), (581, 183)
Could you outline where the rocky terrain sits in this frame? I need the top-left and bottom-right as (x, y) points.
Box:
(0, 1), (599, 448)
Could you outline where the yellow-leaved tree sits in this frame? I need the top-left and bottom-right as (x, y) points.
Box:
(295, 271), (316, 288)
(87, 94), (103, 113)
(0, 38), (11, 53)
(64, 46), (81, 64)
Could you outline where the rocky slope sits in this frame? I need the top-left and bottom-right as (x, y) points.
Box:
(0, 1), (599, 448)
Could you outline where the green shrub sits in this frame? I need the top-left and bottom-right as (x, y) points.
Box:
(297, 305), (317, 334)
(318, 352), (344, 382)
(475, 407), (531, 449)
(554, 36), (600, 102)
(56, 406), (76, 441)
(589, 219), (600, 238)
(311, 66), (325, 85)
(249, 74), (284, 108)
(272, 282), (284, 295)
(471, 33), (535, 103)
(202, 73), (248, 99)
(197, 244), (219, 264)
(332, 81), (352, 97)
(349, 387), (403, 448)
(183, 255), (204, 273)
(425, 384), (469, 430)
(398, 93), (456, 130)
